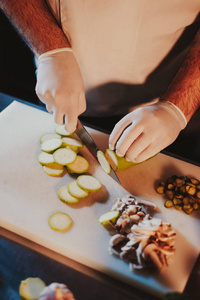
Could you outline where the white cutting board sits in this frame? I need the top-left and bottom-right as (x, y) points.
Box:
(0, 101), (199, 298)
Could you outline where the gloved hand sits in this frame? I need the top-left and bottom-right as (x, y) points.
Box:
(35, 48), (86, 133)
(109, 101), (187, 163)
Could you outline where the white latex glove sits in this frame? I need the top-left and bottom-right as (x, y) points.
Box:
(35, 48), (86, 133)
(109, 101), (187, 163)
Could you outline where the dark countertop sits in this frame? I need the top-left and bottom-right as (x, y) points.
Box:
(0, 228), (160, 300)
(0, 92), (199, 300)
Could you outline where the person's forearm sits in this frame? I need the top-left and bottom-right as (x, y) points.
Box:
(0, 0), (71, 57)
(161, 28), (200, 122)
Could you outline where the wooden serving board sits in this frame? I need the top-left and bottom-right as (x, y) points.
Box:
(0, 101), (199, 298)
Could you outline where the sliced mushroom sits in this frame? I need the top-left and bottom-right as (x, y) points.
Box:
(135, 198), (157, 209)
(109, 234), (128, 256)
(108, 194), (176, 272)
(143, 244), (164, 271)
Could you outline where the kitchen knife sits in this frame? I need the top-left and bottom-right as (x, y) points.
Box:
(76, 119), (120, 184)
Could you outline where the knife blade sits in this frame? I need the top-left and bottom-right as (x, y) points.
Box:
(76, 119), (120, 184)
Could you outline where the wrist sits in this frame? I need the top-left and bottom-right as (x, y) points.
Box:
(38, 47), (74, 59)
(158, 100), (187, 129)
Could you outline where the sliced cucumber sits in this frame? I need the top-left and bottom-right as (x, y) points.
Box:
(105, 149), (136, 171)
(105, 149), (157, 171)
(97, 150), (111, 174)
(66, 155), (89, 174)
(38, 152), (55, 166)
(19, 277), (46, 300)
(67, 180), (89, 198)
(41, 138), (62, 153)
(43, 165), (64, 177)
(77, 175), (102, 192)
(48, 212), (72, 231)
(58, 185), (80, 204)
(53, 148), (77, 165)
(39, 132), (61, 144)
(98, 210), (120, 225)
(62, 137), (83, 152)
(55, 124), (72, 136)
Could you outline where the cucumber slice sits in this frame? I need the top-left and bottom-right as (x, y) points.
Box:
(67, 180), (89, 198)
(53, 148), (77, 165)
(77, 175), (102, 192)
(19, 277), (46, 300)
(58, 185), (80, 204)
(38, 152), (55, 166)
(48, 212), (72, 231)
(66, 155), (89, 174)
(55, 124), (72, 136)
(105, 149), (157, 171)
(98, 210), (120, 225)
(62, 137), (83, 152)
(41, 138), (62, 153)
(105, 149), (136, 171)
(39, 132), (61, 144)
(43, 165), (64, 177)
(97, 150), (111, 174)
